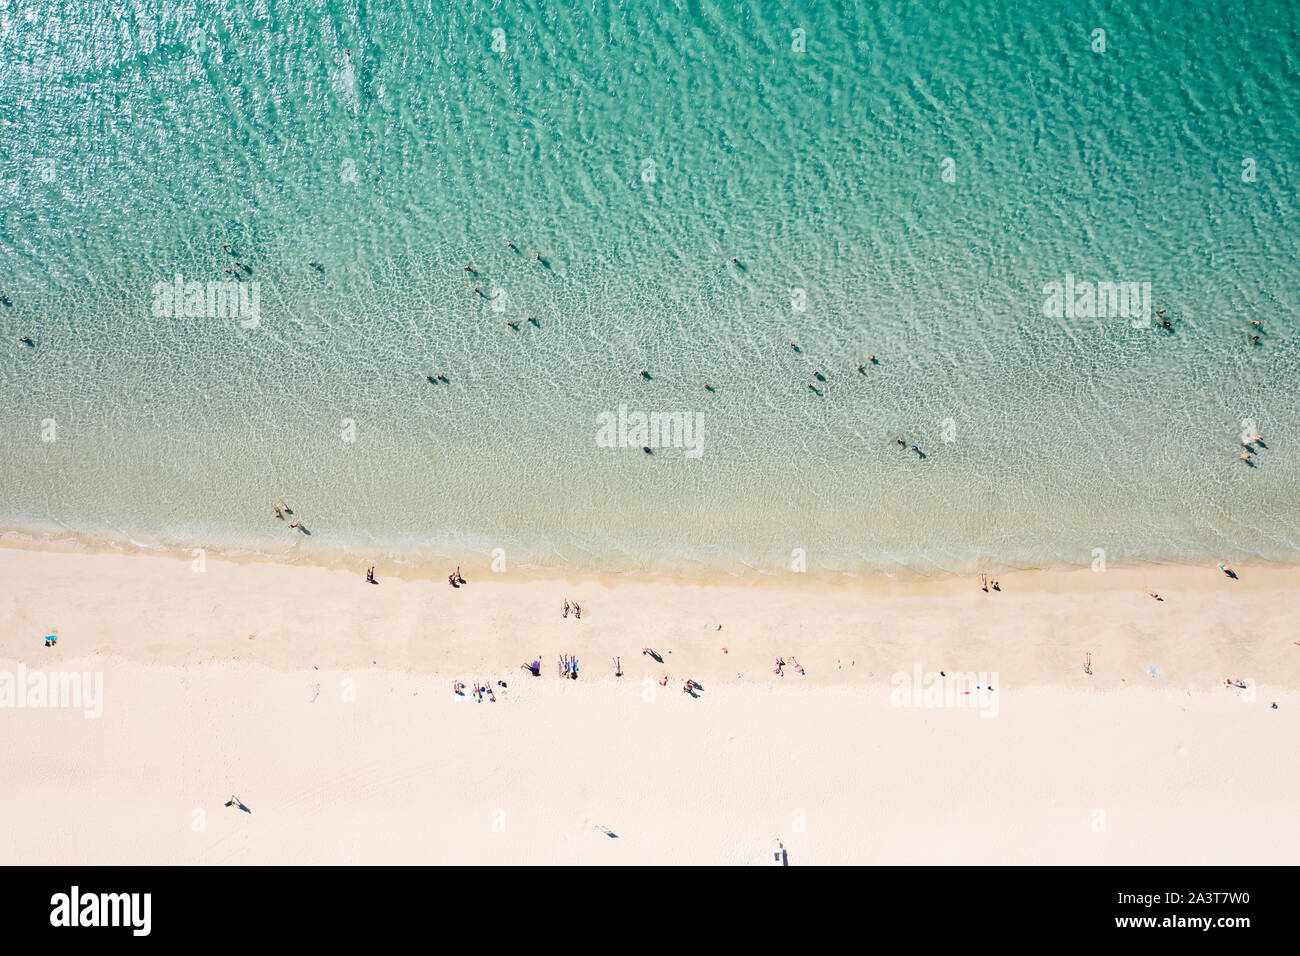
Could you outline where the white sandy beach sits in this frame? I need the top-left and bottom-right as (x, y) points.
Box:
(2, 544), (1298, 864)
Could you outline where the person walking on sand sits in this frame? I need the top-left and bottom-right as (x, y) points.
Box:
(562, 599), (570, 618)
(274, 504), (284, 520)
(573, 602), (581, 619)
(613, 657), (622, 677)
(980, 572), (988, 592)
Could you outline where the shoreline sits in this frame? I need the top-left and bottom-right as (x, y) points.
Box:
(5, 528), (1300, 596)
(3, 541), (1299, 691)
(5, 525), (1298, 592)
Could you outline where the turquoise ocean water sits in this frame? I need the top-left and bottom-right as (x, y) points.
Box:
(2, 0), (1299, 578)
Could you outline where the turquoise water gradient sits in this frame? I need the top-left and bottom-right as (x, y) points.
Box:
(2, 1), (1299, 576)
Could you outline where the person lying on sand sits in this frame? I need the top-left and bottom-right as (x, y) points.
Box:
(562, 600), (570, 618)
(1146, 588), (1162, 601)
(573, 602), (581, 619)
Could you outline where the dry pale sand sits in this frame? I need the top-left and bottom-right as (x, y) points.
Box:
(1, 543), (1298, 864)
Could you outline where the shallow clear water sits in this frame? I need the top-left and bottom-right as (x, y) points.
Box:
(2, 0), (1299, 577)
